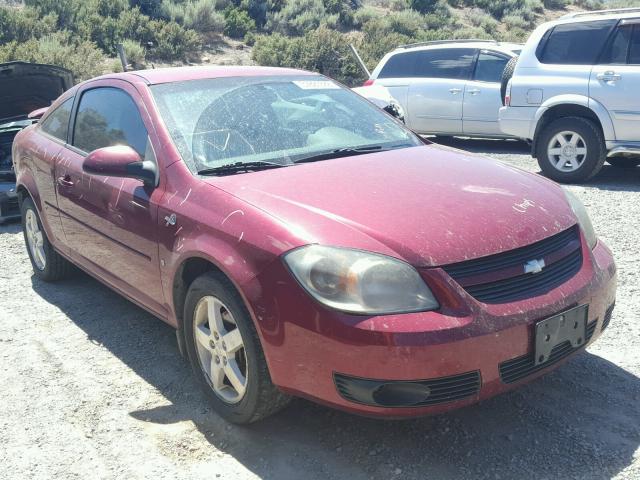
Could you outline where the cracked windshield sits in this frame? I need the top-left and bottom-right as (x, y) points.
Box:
(151, 75), (420, 173)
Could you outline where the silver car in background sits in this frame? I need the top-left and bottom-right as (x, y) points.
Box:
(500, 8), (640, 182)
(362, 40), (521, 138)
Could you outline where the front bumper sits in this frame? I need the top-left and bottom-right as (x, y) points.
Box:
(245, 239), (616, 418)
(499, 106), (539, 140)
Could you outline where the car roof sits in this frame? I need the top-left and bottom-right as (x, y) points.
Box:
(549, 9), (640, 27)
(392, 41), (522, 55)
(90, 65), (315, 86)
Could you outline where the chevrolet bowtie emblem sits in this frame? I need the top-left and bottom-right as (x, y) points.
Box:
(524, 258), (545, 274)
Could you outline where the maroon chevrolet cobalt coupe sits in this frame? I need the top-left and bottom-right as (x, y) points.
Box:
(13, 67), (616, 423)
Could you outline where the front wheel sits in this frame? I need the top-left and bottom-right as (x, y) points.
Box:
(183, 272), (290, 424)
(21, 196), (72, 281)
(536, 116), (606, 183)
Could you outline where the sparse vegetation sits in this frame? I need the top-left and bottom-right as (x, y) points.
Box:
(0, 0), (610, 83)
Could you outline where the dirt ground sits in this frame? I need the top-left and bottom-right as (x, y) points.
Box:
(1, 139), (639, 480)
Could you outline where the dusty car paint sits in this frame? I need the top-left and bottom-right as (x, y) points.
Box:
(13, 66), (617, 418)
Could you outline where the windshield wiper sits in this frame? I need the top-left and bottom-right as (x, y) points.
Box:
(293, 143), (414, 164)
(197, 161), (287, 176)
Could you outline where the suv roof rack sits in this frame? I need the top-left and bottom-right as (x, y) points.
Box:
(561, 7), (640, 19)
(397, 39), (498, 49)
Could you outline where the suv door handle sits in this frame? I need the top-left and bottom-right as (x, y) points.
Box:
(467, 88), (481, 95)
(597, 71), (622, 82)
(449, 88), (462, 94)
(57, 175), (74, 188)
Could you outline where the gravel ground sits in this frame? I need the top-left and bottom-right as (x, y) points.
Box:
(1, 138), (639, 480)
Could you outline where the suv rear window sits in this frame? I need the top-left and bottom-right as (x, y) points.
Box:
(379, 48), (476, 80)
(537, 20), (616, 65)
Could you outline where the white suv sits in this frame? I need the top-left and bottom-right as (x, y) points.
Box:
(499, 8), (640, 183)
(365, 40), (522, 138)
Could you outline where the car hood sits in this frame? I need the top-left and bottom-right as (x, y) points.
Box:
(0, 62), (73, 123)
(206, 144), (577, 267)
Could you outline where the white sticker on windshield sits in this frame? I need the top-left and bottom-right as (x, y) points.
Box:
(293, 80), (339, 90)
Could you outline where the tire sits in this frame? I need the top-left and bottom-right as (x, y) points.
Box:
(20, 196), (72, 281)
(606, 157), (640, 168)
(500, 56), (518, 106)
(535, 116), (606, 183)
(183, 271), (290, 424)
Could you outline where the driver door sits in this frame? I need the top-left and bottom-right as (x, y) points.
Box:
(55, 81), (166, 315)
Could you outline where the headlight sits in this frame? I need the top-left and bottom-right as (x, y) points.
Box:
(283, 245), (438, 315)
(563, 188), (597, 249)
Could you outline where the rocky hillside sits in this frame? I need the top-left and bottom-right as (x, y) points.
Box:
(0, 0), (634, 85)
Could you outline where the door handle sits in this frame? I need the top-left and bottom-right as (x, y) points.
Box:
(57, 175), (74, 188)
(597, 71), (622, 82)
(467, 88), (481, 95)
(449, 88), (462, 94)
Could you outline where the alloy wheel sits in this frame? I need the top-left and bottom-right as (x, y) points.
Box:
(547, 131), (588, 172)
(193, 295), (248, 404)
(25, 208), (46, 271)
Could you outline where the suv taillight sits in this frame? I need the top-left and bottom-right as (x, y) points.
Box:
(362, 79), (375, 87)
(505, 80), (512, 106)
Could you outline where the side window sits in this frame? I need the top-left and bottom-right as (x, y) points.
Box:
(415, 48), (476, 80)
(600, 26), (632, 64)
(378, 52), (418, 78)
(73, 87), (148, 157)
(630, 25), (640, 64)
(539, 20), (616, 65)
(40, 97), (73, 142)
(378, 48), (475, 80)
(474, 52), (510, 83)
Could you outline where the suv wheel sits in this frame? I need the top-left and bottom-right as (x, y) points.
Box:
(607, 157), (640, 168)
(184, 272), (290, 424)
(536, 116), (606, 183)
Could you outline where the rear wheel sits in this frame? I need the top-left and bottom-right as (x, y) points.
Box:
(535, 116), (606, 183)
(21, 196), (72, 281)
(183, 272), (290, 424)
(606, 157), (640, 168)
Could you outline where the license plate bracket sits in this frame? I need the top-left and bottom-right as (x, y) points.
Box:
(534, 305), (588, 366)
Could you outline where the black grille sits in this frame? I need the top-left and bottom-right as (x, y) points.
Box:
(499, 320), (596, 384)
(601, 303), (615, 332)
(443, 226), (582, 304)
(334, 371), (481, 408)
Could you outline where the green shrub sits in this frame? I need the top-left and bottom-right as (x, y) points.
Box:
(122, 39), (146, 66)
(357, 17), (412, 68)
(387, 9), (425, 36)
(0, 32), (106, 81)
(467, 0), (542, 19)
(131, 0), (165, 17)
(410, 0), (439, 13)
(466, 8), (498, 31)
(184, 0), (225, 32)
(160, 0), (188, 24)
(252, 27), (364, 85)
(0, 6), (58, 44)
(502, 13), (530, 30)
(543, 0), (567, 9)
(572, 0), (604, 9)
(152, 20), (201, 60)
(24, 0), (77, 28)
(223, 7), (256, 38)
(352, 6), (383, 27)
(266, 0), (328, 36)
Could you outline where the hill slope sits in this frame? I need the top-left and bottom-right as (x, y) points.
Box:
(0, 0), (629, 85)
